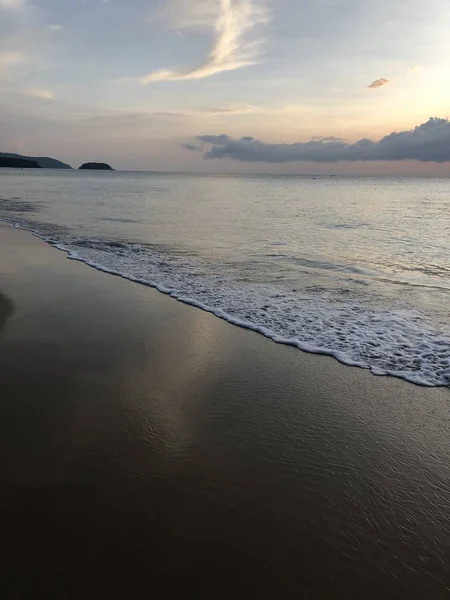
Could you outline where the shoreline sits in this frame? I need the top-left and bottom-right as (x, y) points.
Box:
(1, 219), (445, 388)
(1, 222), (450, 599)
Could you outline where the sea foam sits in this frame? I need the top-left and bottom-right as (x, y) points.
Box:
(5, 219), (449, 388)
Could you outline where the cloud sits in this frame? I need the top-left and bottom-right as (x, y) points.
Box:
(184, 118), (450, 163)
(25, 88), (56, 100)
(142, 0), (269, 83)
(182, 142), (202, 151)
(48, 24), (61, 30)
(367, 78), (390, 89)
(152, 0), (230, 30)
(0, 50), (27, 74)
(211, 103), (258, 114)
(0, 0), (24, 9)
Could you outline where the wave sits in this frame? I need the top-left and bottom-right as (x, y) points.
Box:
(3, 217), (450, 388)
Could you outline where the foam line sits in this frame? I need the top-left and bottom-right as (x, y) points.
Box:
(2, 218), (449, 388)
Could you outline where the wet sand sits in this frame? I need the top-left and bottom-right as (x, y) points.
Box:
(1, 222), (450, 599)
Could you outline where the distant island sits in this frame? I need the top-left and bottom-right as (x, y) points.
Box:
(0, 153), (115, 171)
(0, 157), (42, 169)
(79, 162), (114, 171)
(0, 152), (72, 169)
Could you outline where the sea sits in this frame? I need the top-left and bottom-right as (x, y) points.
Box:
(1, 169), (449, 387)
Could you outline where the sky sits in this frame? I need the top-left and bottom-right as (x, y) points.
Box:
(1, 0), (450, 174)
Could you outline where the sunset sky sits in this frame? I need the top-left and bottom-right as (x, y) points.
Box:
(1, 0), (450, 174)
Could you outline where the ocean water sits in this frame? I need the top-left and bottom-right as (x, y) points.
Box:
(1, 169), (449, 387)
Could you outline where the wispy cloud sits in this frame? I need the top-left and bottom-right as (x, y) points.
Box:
(367, 78), (390, 89)
(48, 24), (61, 31)
(210, 103), (258, 114)
(184, 118), (450, 163)
(142, 0), (269, 83)
(152, 0), (231, 30)
(25, 88), (56, 100)
(182, 142), (202, 151)
(0, 51), (27, 75)
(0, 0), (25, 9)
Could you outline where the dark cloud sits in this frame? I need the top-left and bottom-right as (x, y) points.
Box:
(183, 118), (450, 163)
(312, 135), (344, 142)
(181, 142), (202, 152)
(367, 78), (390, 89)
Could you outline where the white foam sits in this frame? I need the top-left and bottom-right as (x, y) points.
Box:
(3, 218), (450, 388)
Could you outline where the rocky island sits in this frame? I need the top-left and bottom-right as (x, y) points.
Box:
(79, 162), (114, 170)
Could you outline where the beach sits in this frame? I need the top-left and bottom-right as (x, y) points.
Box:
(1, 221), (450, 599)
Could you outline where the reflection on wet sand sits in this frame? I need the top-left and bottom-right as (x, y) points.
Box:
(0, 292), (14, 336)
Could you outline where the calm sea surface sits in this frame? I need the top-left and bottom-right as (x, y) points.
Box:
(1, 169), (449, 386)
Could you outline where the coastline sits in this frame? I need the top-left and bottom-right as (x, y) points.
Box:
(1, 222), (450, 599)
(2, 218), (446, 388)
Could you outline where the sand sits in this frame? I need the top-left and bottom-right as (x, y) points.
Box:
(1, 222), (449, 599)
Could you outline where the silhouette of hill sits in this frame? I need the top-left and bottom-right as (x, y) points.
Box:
(79, 162), (114, 170)
(0, 157), (41, 169)
(0, 152), (72, 169)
